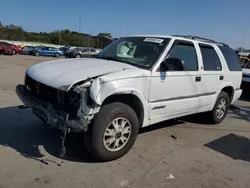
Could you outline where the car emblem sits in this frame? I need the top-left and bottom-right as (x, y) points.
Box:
(36, 82), (40, 94)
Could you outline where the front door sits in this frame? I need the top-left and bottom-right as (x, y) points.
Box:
(149, 40), (201, 120)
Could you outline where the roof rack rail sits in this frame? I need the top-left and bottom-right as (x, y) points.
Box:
(172, 35), (229, 47)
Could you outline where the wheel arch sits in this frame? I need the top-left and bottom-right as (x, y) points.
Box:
(100, 88), (149, 128)
(220, 85), (234, 103)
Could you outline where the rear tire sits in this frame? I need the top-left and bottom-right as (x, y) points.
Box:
(84, 102), (139, 162)
(12, 50), (16, 55)
(206, 91), (229, 124)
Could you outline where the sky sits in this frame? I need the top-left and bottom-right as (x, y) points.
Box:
(1, 0), (250, 48)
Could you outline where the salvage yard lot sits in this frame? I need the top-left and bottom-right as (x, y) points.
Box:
(0, 55), (250, 188)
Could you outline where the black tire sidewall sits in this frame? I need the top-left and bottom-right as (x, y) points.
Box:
(85, 102), (139, 161)
(212, 91), (229, 124)
(75, 54), (81, 58)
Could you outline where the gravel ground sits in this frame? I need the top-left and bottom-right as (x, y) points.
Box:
(0, 55), (250, 188)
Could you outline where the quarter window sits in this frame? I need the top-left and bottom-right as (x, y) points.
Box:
(199, 44), (222, 71)
(218, 46), (242, 71)
(167, 41), (198, 71)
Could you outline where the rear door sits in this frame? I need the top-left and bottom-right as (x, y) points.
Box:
(48, 47), (56, 56)
(196, 44), (224, 111)
(41, 47), (49, 55)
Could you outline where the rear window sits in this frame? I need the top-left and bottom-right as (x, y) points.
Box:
(218, 46), (242, 71)
(199, 44), (222, 71)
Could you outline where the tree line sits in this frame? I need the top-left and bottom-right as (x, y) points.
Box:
(0, 22), (113, 48)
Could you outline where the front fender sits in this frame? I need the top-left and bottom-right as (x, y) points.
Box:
(89, 78), (147, 106)
(89, 78), (150, 127)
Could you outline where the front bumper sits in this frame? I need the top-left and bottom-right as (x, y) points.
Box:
(4, 50), (13, 55)
(16, 85), (90, 132)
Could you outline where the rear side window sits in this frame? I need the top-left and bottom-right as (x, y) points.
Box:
(218, 46), (242, 71)
(199, 44), (222, 71)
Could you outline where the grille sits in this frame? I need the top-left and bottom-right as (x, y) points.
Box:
(25, 74), (66, 108)
(25, 74), (81, 117)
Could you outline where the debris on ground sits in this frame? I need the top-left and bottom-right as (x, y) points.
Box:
(21, 153), (64, 166)
(60, 114), (71, 158)
(171, 135), (177, 140)
(166, 174), (175, 180)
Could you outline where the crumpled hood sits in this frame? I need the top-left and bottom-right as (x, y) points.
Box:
(26, 58), (137, 91)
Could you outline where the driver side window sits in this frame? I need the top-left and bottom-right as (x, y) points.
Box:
(167, 41), (198, 71)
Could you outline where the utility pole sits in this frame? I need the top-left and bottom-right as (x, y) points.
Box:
(241, 31), (246, 52)
(79, 11), (81, 33)
(121, 21), (127, 37)
(58, 30), (61, 45)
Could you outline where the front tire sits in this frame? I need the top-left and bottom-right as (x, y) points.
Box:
(35, 51), (40, 56)
(75, 54), (81, 58)
(84, 102), (139, 162)
(55, 53), (60, 58)
(12, 50), (16, 55)
(207, 91), (229, 124)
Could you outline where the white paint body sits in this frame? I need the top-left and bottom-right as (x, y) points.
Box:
(26, 35), (243, 128)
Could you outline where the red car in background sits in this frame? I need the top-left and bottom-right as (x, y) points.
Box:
(0, 42), (22, 54)
(0, 43), (13, 55)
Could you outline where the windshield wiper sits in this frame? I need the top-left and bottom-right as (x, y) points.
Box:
(100, 56), (121, 62)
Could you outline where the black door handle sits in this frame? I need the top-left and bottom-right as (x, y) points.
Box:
(195, 76), (201, 82)
(219, 76), (224, 80)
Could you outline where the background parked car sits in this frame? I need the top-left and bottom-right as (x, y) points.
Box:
(59, 46), (71, 54)
(0, 44), (13, 55)
(64, 47), (83, 58)
(29, 45), (45, 55)
(22, 46), (35, 55)
(0, 42), (22, 54)
(242, 61), (250, 93)
(72, 48), (101, 58)
(33, 47), (64, 57)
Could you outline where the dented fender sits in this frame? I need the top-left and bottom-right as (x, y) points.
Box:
(87, 77), (150, 127)
(69, 69), (151, 127)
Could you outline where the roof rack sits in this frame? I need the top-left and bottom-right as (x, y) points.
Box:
(172, 35), (229, 47)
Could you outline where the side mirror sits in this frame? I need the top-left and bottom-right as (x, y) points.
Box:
(160, 58), (184, 71)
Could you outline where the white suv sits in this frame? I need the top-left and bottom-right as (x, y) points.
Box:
(16, 35), (242, 161)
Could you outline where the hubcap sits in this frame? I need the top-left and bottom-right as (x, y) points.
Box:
(103, 117), (132, 152)
(216, 98), (227, 119)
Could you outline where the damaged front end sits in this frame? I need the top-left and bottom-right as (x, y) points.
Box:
(16, 74), (100, 132)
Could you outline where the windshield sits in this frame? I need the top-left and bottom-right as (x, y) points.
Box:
(96, 37), (170, 69)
